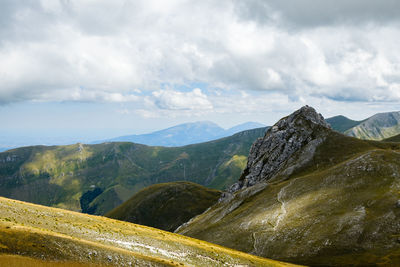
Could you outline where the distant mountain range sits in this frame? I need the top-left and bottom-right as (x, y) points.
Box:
(0, 127), (267, 215)
(92, 121), (265, 147)
(3, 111), (400, 153)
(2, 111), (400, 217)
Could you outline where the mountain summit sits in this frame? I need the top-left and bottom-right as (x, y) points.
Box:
(177, 106), (400, 266)
(229, 105), (330, 193)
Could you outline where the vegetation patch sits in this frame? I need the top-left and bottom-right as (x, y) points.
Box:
(106, 181), (221, 232)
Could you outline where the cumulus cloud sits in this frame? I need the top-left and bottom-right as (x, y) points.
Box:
(0, 0), (400, 113)
(38, 87), (139, 103)
(152, 88), (212, 110)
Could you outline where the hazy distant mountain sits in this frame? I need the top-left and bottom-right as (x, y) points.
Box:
(345, 111), (400, 140)
(93, 121), (265, 146)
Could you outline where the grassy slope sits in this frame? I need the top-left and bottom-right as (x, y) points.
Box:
(0, 196), (297, 267)
(344, 111), (400, 140)
(177, 132), (400, 266)
(106, 182), (221, 232)
(325, 115), (363, 133)
(346, 124), (400, 140)
(0, 128), (266, 215)
(383, 133), (400, 142)
(0, 255), (94, 267)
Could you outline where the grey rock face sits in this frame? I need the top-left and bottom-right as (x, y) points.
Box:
(229, 105), (330, 193)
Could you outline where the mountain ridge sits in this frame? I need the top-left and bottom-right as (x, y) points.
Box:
(345, 111), (400, 140)
(0, 127), (268, 215)
(176, 106), (400, 266)
(325, 115), (364, 133)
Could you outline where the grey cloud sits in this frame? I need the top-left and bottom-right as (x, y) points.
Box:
(0, 0), (37, 42)
(1, 0), (400, 107)
(234, 0), (400, 28)
(58, 0), (135, 36)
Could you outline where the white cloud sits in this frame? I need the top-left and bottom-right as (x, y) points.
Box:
(0, 0), (399, 113)
(37, 87), (139, 103)
(152, 88), (212, 110)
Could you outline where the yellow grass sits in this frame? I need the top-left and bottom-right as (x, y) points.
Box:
(0, 254), (97, 267)
(0, 197), (300, 267)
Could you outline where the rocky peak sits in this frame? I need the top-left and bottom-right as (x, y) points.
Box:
(228, 105), (331, 193)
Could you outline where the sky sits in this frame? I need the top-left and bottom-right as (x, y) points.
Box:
(1, 0), (400, 147)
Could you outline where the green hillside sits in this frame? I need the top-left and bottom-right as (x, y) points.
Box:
(325, 115), (363, 132)
(383, 133), (400, 142)
(0, 128), (266, 215)
(0, 196), (297, 266)
(106, 182), (221, 232)
(177, 108), (400, 266)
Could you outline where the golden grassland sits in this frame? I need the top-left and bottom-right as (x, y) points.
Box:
(0, 254), (97, 267)
(0, 196), (300, 267)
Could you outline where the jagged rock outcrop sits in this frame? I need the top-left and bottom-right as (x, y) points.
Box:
(229, 105), (331, 193)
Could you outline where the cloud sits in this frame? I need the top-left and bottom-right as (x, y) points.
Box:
(234, 0), (400, 28)
(152, 88), (212, 110)
(39, 87), (139, 103)
(0, 0), (400, 112)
